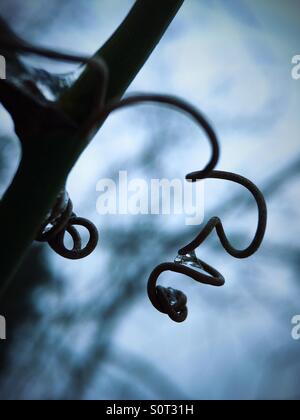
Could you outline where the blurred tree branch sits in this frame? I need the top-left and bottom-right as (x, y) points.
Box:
(0, 0), (185, 291)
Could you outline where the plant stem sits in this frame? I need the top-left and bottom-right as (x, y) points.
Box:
(0, 0), (185, 291)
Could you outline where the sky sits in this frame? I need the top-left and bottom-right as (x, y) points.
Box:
(1, 0), (300, 400)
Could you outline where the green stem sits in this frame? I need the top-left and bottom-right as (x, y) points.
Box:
(0, 0), (185, 290)
(60, 0), (185, 125)
(0, 141), (73, 296)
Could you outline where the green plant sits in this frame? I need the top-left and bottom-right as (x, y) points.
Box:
(0, 0), (185, 293)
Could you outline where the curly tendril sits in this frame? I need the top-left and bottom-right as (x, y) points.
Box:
(1, 37), (267, 323)
(147, 171), (267, 323)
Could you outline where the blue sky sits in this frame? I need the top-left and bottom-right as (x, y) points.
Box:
(1, 0), (300, 399)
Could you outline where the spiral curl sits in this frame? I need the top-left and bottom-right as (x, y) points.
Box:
(3, 37), (267, 322)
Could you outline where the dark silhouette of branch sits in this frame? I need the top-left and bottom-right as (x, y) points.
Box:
(0, 0), (185, 288)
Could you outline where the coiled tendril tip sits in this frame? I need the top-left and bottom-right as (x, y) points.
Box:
(2, 37), (267, 323)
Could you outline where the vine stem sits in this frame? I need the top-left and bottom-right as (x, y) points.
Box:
(0, 0), (185, 293)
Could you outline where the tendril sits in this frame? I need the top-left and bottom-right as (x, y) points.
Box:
(1, 37), (267, 323)
(147, 171), (267, 323)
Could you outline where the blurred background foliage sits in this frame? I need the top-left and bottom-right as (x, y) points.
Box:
(0, 0), (300, 400)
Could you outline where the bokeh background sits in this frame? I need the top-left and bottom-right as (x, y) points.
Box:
(0, 0), (300, 400)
